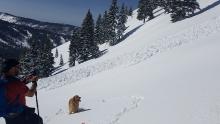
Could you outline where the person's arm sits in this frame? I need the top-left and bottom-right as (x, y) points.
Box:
(21, 75), (33, 84)
(25, 76), (38, 97)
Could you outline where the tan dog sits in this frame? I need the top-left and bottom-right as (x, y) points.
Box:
(68, 95), (81, 114)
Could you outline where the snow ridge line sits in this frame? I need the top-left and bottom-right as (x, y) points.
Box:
(38, 16), (220, 90)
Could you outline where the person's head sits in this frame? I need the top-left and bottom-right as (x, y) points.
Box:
(1, 59), (20, 76)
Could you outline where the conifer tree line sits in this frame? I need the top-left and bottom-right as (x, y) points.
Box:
(69, 0), (132, 67)
(137, 0), (200, 23)
(69, 0), (201, 68)
(70, 0), (201, 69)
(19, 35), (54, 78)
(15, 0), (201, 78)
(16, 0), (132, 78)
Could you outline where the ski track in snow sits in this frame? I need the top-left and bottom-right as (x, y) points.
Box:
(109, 96), (144, 124)
(80, 96), (144, 124)
(42, 96), (144, 124)
(44, 108), (65, 124)
(38, 16), (220, 91)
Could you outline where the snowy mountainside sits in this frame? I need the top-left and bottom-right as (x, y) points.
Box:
(40, 0), (220, 91)
(0, 12), (79, 59)
(52, 41), (70, 75)
(0, 12), (79, 36)
(0, 13), (17, 23)
(0, 19), (64, 59)
(1, 0), (220, 124)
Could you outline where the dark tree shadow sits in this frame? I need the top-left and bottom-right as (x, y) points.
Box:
(119, 24), (144, 42)
(51, 65), (62, 74)
(126, 25), (144, 37)
(76, 108), (91, 113)
(52, 69), (68, 76)
(153, 8), (164, 14)
(51, 63), (69, 76)
(117, 8), (165, 45)
(152, 11), (164, 19)
(77, 49), (108, 64)
(188, 0), (220, 18)
(96, 49), (108, 58)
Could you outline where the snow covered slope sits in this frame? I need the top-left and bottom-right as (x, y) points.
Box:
(0, 13), (17, 23)
(1, 0), (220, 124)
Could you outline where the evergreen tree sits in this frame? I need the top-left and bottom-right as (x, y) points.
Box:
(101, 11), (109, 43)
(125, 6), (129, 16)
(94, 14), (104, 45)
(183, 0), (200, 15)
(137, 0), (147, 23)
(20, 37), (40, 76)
(45, 38), (54, 76)
(168, 0), (200, 22)
(20, 36), (54, 77)
(155, 0), (170, 13)
(107, 0), (119, 46)
(38, 36), (54, 77)
(154, 0), (162, 7)
(137, 0), (155, 23)
(69, 33), (80, 67)
(19, 49), (32, 76)
(78, 9), (99, 63)
(59, 54), (64, 66)
(162, 0), (174, 13)
(128, 6), (133, 16)
(55, 48), (59, 58)
(116, 3), (128, 42)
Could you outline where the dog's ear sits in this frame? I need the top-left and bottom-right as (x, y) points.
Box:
(73, 96), (77, 101)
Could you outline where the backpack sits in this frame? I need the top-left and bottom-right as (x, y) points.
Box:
(0, 77), (24, 117)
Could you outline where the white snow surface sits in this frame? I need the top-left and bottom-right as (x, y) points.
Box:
(0, 13), (17, 23)
(0, 38), (8, 45)
(1, 0), (220, 124)
(52, 41), (70, 73)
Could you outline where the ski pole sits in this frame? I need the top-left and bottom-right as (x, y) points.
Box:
(35, 90), (44, 124)
(35, 91), (40, 116)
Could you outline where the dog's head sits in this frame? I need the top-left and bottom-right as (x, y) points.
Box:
(73, 95), (81, 102)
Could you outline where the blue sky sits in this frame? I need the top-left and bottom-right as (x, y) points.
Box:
(0, 0), (137, 26)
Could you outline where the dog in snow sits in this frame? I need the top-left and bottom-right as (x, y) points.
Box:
(68, 95), (81, 114)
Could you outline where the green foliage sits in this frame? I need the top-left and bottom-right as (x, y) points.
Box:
(137, 0), (155, 23)
(59, 54), (64, 66)
(78, 10), (100, 63)
(20, 35), (54, 77)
